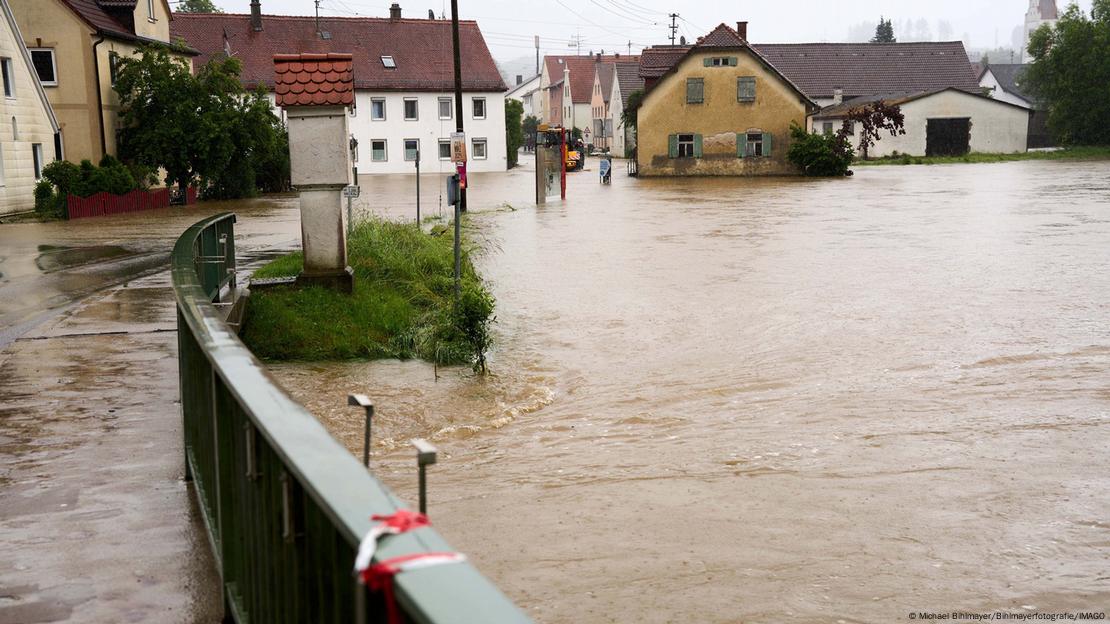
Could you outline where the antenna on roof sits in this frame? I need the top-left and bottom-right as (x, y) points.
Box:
(314, 0), (321, 34)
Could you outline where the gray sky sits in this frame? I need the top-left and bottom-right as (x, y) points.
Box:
(200, 0), (1093, 66)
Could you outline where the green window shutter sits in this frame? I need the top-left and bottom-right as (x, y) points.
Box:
(668, 134), (678, 158)
(737, 133), (747, 158)
(686, 78), (704, 104)
(763, 132), (773, 156)
(729, 57), (738, 67)
(693, 134), (703, 158)
(703, 57), (713, 67)
(737, 77), (756, 102)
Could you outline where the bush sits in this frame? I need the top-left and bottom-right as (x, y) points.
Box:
(42, 158), (139, 200)
(34, 179), (63, 218)
(786, 123), (854, 176)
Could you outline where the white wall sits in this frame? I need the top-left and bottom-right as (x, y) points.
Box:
(348, 91), (507, 175)
(0, 5), (57, 215)
(980, 70), (1032, 109)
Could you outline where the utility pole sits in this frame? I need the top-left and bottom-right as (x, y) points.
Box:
(535, 35), (540, 75)
(451, 0), (466, 213)
(569, 30), (582, 56)
(668, 13), (679, 45)
(628, 40), (632, 55)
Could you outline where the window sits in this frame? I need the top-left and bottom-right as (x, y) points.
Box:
(737, 76), (756, 102)
(438, 97), (453, 120)
(822, 122), (834, 134)
(109, 52), (121, 86)
(472, 97), (486, 119)
(381, 56), (396, 69)
(147, 0), (156, 21)
(371, 98), (386, 120)
(32, 143), (44, 179)
(438, 139), (451, 160)
(404, 98), (418, 120)
(686, 78), (704, 104)
(371, 139), (387, 162)
(404, 138), (420, 161)
(1, 58), (12, 97)
(677, 134), (695, 158)
(472, 138), (487, 160)
(29, 49), (56, 86)
(745, 132), (766, 157)
(704, 57), (737, 67)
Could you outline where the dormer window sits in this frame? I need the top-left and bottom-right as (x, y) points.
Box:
(381, 56), (396, 69)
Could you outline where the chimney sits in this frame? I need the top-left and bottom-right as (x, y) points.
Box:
(736, 21), (748, 40)
(428, 9), (434, 19)
(596, 52), (601, 62)
(516, 74), (523, 85)
(833, 88), (843, 105)
(250, 0), (262, 31)
(389, 3), (401, 19)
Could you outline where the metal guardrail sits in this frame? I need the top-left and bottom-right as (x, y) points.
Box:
(172, 213), (530, 623)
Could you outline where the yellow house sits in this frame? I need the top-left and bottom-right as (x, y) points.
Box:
(9, 0), (192, 165)
(637, 24), (817, 176)
(0, 0), (59, 215)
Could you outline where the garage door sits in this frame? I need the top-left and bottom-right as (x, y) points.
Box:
(926, 118), (971, 157)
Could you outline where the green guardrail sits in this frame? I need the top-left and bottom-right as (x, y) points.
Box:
(172, 213), (530, 623)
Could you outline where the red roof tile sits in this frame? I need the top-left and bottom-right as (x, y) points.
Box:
(173, 13), (506, 93)
(544, 54), (636, 104)
(273, 53), (354, 107)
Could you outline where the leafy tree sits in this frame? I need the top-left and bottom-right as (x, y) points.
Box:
(175, 0), (223, 12)
(621, 89), (644, 134)
(871, 17), (896, 43)
(522, 115), (539, 150)
(114, 47), (289, 198)
(1025, 0), (1110, 145)
(505, 99), (524, 168)
(787, 123), (854, 176)
(843, 100), (906, 159)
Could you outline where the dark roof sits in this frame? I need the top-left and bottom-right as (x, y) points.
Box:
(59, 0), (135, 37)
(640, 45), (690, 80)
(982, 63), (1033, 104)
(613, 60), (644, 106)
(172, 13), (506, 92)
(544, 54), (632, 103)
(274, 53), (354, 107)
(812, 87), (1030, 119)
(596, 63), (615, 103)
(752, 41), (980, 99)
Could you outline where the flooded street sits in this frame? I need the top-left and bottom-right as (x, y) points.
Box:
(273, 159), (1109, 623)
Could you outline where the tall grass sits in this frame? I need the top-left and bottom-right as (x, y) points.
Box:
(240, 218), (494, 371)
(857, 146), (1110, 167)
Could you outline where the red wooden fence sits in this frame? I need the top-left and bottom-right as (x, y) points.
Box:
(66, 187), (197, 220)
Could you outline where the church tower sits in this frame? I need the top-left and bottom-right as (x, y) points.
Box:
(1023, 0), (1059, 62)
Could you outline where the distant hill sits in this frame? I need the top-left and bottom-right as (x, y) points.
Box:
(497, 55), (540, 88)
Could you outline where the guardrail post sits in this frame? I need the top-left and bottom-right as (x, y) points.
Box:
(348, 394), (373, 467)
(412, 438), (437, 515)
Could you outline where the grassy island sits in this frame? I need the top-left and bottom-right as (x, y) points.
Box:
(240, 218), (494, 371)
(856, 146), (1110, 167)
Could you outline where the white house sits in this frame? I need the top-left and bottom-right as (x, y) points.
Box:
(608, 61), (643, 157)
(173, 3), (508, 175)
(505, 73), (541, 119)
(979, 64), (1034, 109)
(0, 0), (58, 215)
(811, 88), (1030, 158)
(539, 54), (627, 136)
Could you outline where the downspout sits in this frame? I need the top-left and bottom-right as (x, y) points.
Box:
(92, 35), (107, 158)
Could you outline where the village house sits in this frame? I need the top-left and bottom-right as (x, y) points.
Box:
(9, 0), (194, 165)
(539, 53), (628, 140)
(979, 63), (1053, 148)
(172, 3), (508, 174)
(505, 73), (540, 119)
(608, 60), (643, 158)
(589, 63), (614, 151)
(0, 0), (60, 215)
(635, 23), (816, 177)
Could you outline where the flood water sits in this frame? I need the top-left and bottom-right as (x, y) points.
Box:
(271, 159), (1110, 623)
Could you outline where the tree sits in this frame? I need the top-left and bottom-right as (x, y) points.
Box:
(871, 17), (896, 43)
(175, 0), (223, 12)
(1024, 0), (1110, 145)
(114, 47), (289, 198)
(522, 115), (539, 151)
(843, 100), (906, 159)
(505, 99), (524, 168)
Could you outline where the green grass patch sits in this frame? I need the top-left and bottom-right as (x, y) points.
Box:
(240, 218), (494, 371)
(856, 146), (1110, 167)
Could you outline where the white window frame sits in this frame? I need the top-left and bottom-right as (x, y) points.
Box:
(438, 97), (453, 120)
(472, 97), (486, 120)
(746, 132), (764, 157)
(403, 138), (420, 162)
(370, 139), (387, 162)
(403, 98), (418, 121)
(32, 143), (44, 180)
(381, 55), (396, 69)
(471, 138), (487, 160)
(370, 98), (386, 121)
(438, 139), (451, 160)
(677, 134), (695, 158)
(147, 0), (156, 22)
(2, 57), (15, 97)
(28, 49), (57, 87)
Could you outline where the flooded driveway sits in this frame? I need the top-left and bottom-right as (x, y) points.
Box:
(274, 159), (1110, 623)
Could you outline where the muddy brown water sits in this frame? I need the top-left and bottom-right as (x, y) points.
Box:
(289, 161), (1108, 622)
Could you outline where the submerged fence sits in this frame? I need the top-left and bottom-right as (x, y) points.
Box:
(172, 213), (529, 623)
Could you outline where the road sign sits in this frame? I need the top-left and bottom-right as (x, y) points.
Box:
(451, 132), (467, 164)
(343, 185), (361, 198)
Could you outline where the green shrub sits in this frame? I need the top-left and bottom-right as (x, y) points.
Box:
(42, 160), (81, 196)
(34, 180), (63, 219)
(786, 122), (854, 176)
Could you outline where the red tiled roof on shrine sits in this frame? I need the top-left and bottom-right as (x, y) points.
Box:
(273, 53), (354, 107)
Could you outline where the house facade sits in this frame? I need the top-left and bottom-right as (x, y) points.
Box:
(979, 63), (1053, 148)
(636, 24), (816, 177)
(10, 0), (190, 165)
(812, 88), (1030, 158)
(0, 0), (59, 214)
(609, 61), (643, 158)
(505, 73), (540, 119)
(172, 5), (508, 174)
(589, 63), (614, 151)
(539, 53), (629, 138)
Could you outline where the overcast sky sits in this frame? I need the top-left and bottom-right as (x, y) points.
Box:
(200, 0), (1094, 66)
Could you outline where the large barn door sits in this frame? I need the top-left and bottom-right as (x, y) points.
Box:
(926, 118), (971, 157)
